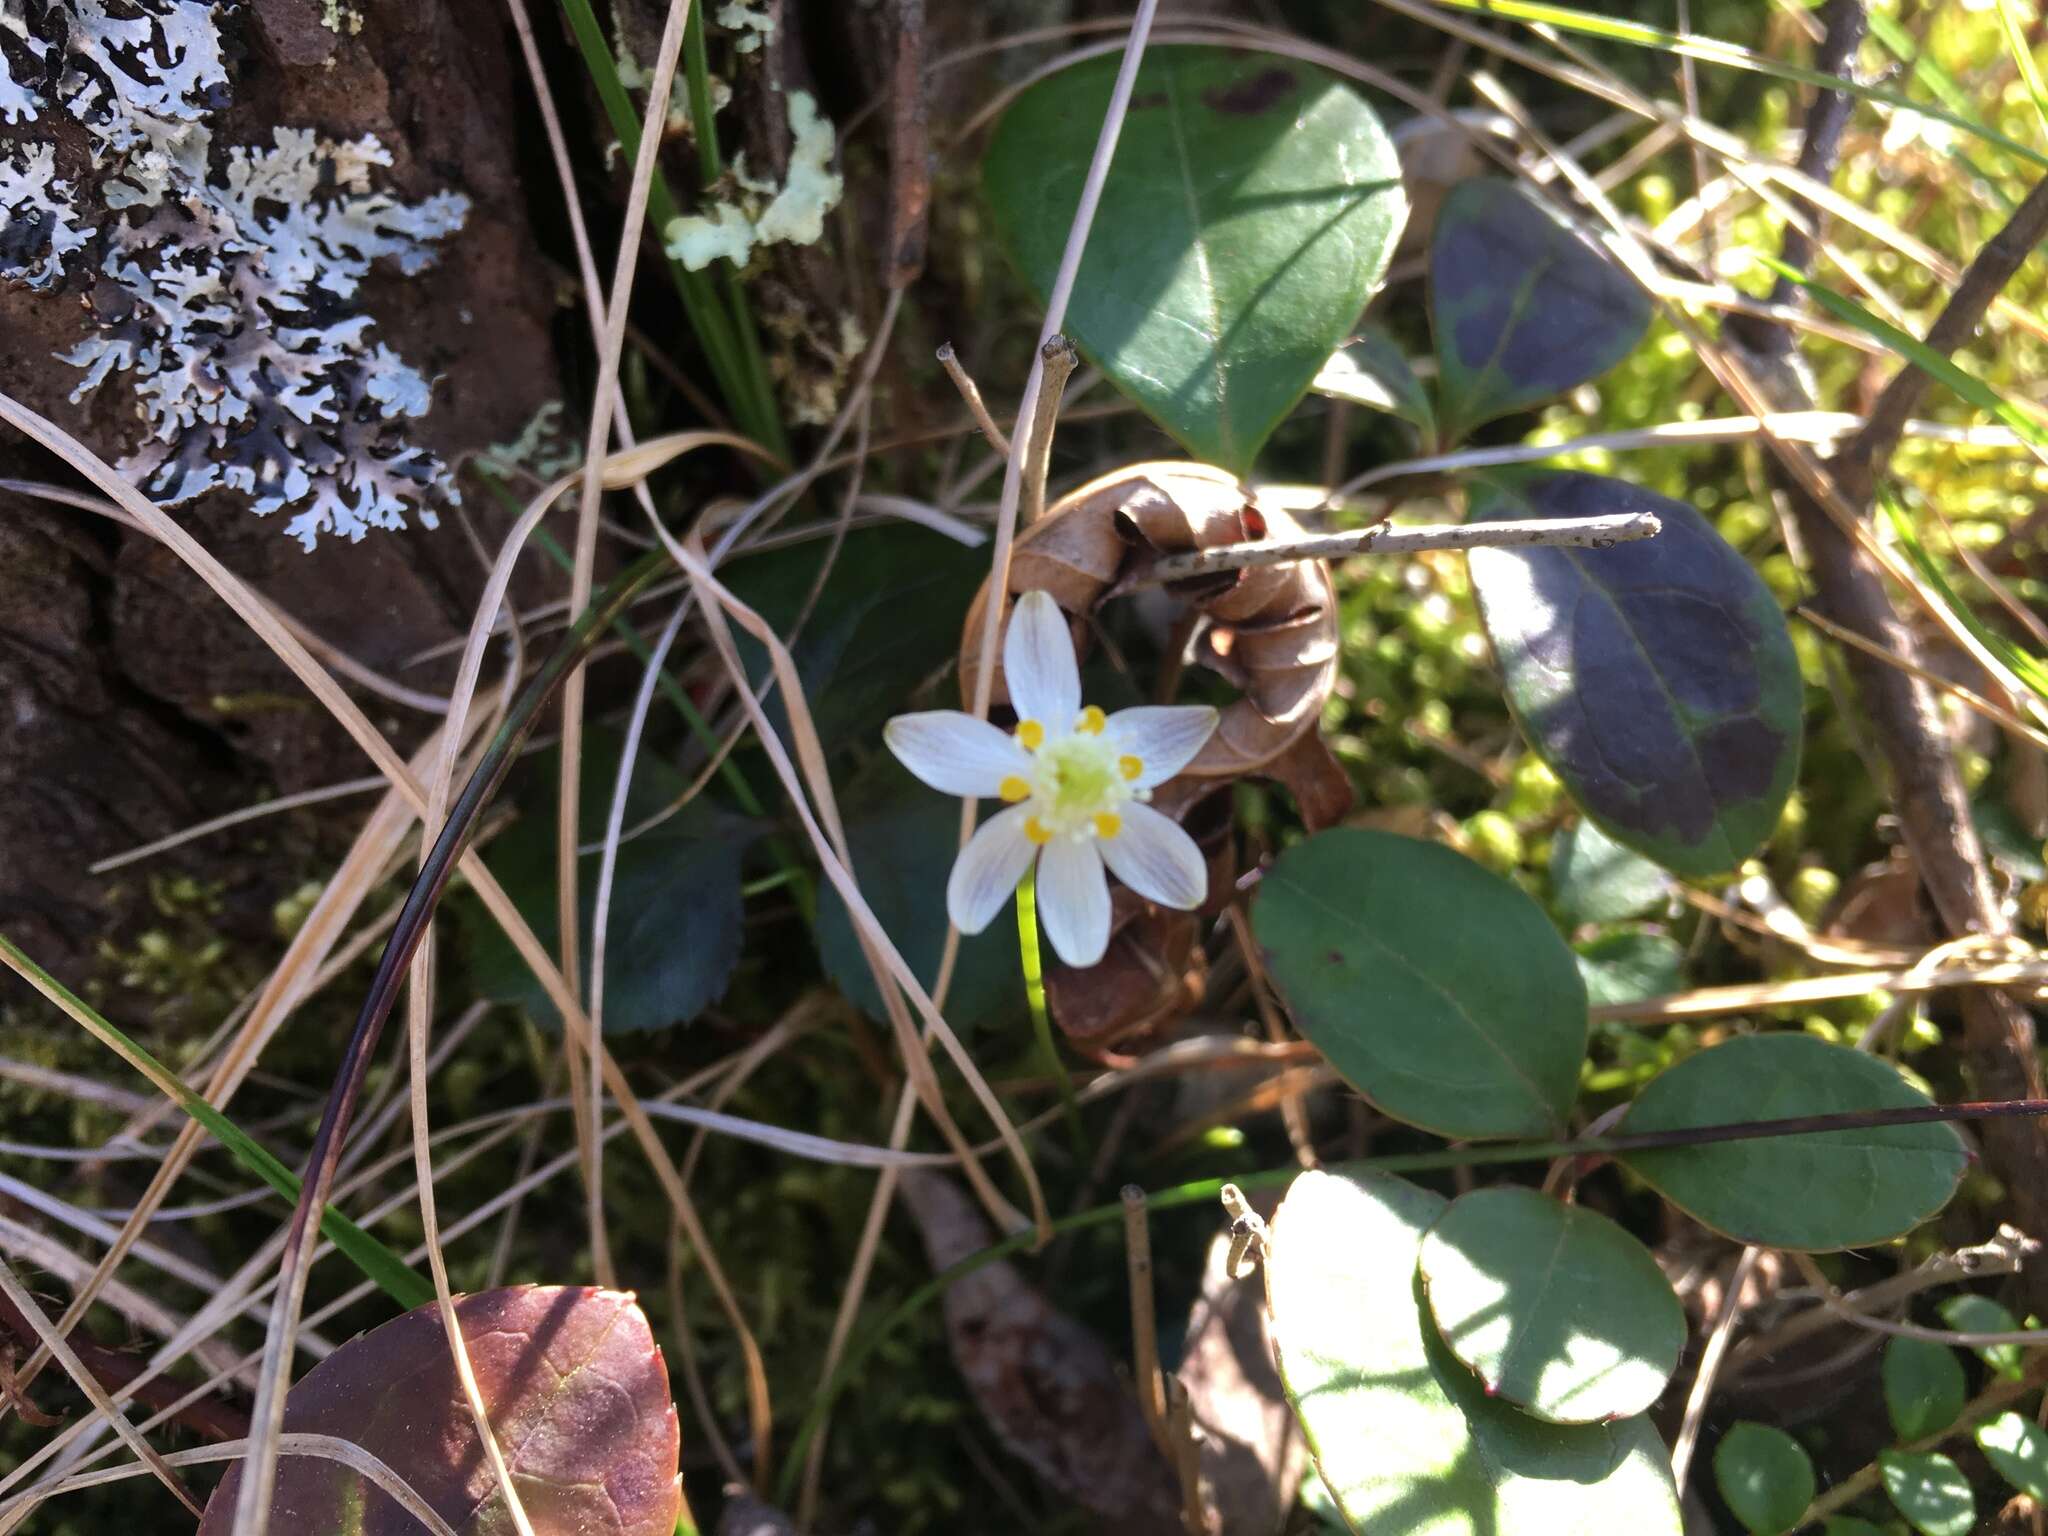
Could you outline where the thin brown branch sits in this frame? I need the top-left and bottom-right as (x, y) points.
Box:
(1833, 172), (2048, 503)
(886, 0), (930, 288)
(1719, 0), (2048, 1301)
(936, 342), (1011, 457)
(1802, 1352), (2048, 1526)
(1140, 511), (1661, 584)
(1020, 334), (1079, 527)
(0, 1294), (249, 1443)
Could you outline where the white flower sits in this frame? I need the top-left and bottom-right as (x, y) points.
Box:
(884, 590), (1219, 969)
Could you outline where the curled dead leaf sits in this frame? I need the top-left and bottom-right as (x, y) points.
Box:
(961, 462), (1344, 793)
(959, 463), (1352, 1047)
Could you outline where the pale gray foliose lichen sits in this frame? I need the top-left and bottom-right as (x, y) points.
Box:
(0, 0), (469, 549)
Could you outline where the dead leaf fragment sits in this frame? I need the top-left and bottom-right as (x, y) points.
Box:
(899, 1170), (1183, 1535)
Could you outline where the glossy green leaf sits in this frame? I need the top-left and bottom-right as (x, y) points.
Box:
(1938, 1294), (2027, 1379)
(1615, 1034), (1967, 1250)
(1880, 1451), (1974, 1536)
(1469, 471), (1803, 879)
(1267, 1169), (1682, 1536)
(1418, 1186), (1683, 1423)
(724, 523), (990, 748)
(1550, 817), (1672, 926)
(815, 761), (1023, 1034)
(983, 46), (1405, 473)
(1429, 180), (1649, 443)
(1881, 1336), (1966, 1440)
(1977, 1411), (2048, 1501)
(1254, 829), (1587, 1139)
(1575, 929), (1683, 1009)
(1714, 1422), (1815, 1536)
(198, 1287), (680, 1536)
(1313, 327), (1436, 441)
(462, 735), (752, 1034)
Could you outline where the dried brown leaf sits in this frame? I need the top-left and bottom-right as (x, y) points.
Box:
(197, 1287), (680, 1536)
(897, 1171), (1182, 1535)
(1176, 1208), (1305, 1535)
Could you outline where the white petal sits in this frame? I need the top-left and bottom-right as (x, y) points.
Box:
(1037, 837), (1111, 968)
(1099, 800), (1210, 910)
(1003, 589), (1081, 731)
(884, 711), (1032, 796)
(946, 805), (1038, 935)
(1102, 705), (1220, 788)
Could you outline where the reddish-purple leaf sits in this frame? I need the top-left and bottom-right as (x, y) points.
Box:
(199, 1286), (679, 1536)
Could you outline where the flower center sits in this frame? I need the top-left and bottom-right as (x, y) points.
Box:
(1007, 714), (1144, 843)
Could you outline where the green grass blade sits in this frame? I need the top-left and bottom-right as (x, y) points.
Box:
(1997, 0), (2048, 142)
(1881, 487), (2048, 708)
(1423, 0), (2048, 175)
(555, 0), (789, 458)
(1758, 253), (2048, 457)
(0, 932), (434, 1310)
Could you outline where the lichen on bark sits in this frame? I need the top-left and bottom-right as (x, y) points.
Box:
(0, 0), (469, 548)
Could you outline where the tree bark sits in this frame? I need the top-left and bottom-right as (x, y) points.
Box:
(0, 0), (563, 985)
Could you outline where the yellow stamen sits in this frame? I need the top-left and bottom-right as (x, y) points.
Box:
(1024, 816), (1052, 846)
(1093, 812), (1122, 840)
(998, 775), (1031, 803)
(1016, 719), (1044, 750)
(1076, 705), (1106, 735)
(1118, 755), (1143, 781)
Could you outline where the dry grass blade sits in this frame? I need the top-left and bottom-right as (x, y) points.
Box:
(0, 1436), (460, 1536)
(0, 1256), (197, 1516)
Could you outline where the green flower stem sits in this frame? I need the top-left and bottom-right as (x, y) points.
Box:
(1016, 868), (1088, 1164)
(0, 932), (433, 1310)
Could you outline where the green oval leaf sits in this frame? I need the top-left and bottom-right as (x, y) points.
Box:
(817, 762), (1023, 1033)
(1418, 1186), (1684, 1423)
(1469, 470), (1803, 879)
(198, 1287), (679, 1536)
(460, 735), (751, 1034)
(1268, 1169), (1682, 1536)
(1429, 179), (1650, 444)
(1977, 1410), (2048, 1501)
(1313, 326), (1437, 442)
(1881, 1336), (1967, 1441)
(1575, 928), (1684, 1009)
(1615, 1035), (1967, 1250)
(1938, 1293), (2027, 1379)
(1880, 1450), (1974, 1536)
(983, 46), (1405, 473)
(1254, 829), (1587, 1139)
(1550, 817), (1672, 926)
(1714, 1422), (1816, 1536)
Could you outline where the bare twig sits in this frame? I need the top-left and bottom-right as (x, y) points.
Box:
(1020, 334), (1080, 528)
(1719, 0), (2048, 1299)
(936, 342), (1012, 457)
(1123, 1186), (1168, 1454)
(1670, 1246), (1763, 1492)
(1141, 511), (1661, 584)
(1834, 173), (2048, 502)
(886, 0), (929, 288)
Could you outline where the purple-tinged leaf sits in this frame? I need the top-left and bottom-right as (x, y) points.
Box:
(198, 1287), (680, 1536)
(1469, 470), (1801, 879)
(1430, 180), (1650, 444)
